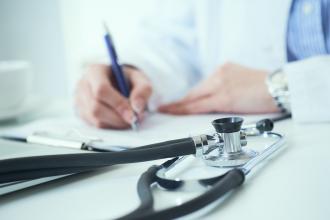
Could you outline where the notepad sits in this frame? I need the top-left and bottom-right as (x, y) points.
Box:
(1, 113), (275, 148)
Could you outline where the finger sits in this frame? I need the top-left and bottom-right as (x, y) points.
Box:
(83, 100), (130, 129)
(158, 93), (211, 112)
(159, 96), (217, 115)
(77, 79), (129, 129)
(125, 68), (152, 114)
(182, 79), (214, 102)
(79, 102), (128, 129)
(158, 99), (191, 112)
(85, 65), (135, 124)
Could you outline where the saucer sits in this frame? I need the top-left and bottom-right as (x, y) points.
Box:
(0, 95), (42, 121)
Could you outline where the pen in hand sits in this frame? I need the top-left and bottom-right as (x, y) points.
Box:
(103, 22), (139, 130)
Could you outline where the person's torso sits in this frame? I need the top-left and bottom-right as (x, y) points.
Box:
(193, 0), (329, 75)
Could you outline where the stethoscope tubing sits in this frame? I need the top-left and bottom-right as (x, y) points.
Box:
(0, 138), (195, 184)
(118, 167), (244, 220)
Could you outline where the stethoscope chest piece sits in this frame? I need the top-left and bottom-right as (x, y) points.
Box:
(195, 117), (259, 167)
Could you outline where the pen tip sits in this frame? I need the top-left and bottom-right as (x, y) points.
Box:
(131, 114), (139, 131)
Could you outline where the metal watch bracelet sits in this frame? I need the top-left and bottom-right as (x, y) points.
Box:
(266, 69), (291, 113)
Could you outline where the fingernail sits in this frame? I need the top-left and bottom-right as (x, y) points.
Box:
(132, 99), (145, 113)
(122, 109), (133, 123)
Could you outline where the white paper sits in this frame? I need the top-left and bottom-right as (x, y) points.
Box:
(1, 113), (276, 148)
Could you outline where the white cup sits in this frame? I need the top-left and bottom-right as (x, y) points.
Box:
(0, 61), (33, 115)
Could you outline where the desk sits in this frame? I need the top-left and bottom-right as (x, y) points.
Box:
(0, 103), (329, 220)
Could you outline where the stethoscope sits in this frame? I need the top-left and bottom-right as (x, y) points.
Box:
(118, 116), (286, 219)
(0, 114), (290, 220)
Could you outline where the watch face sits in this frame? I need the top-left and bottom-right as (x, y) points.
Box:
(270, 71), (288, 91)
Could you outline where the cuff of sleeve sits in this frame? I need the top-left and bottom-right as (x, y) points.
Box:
(283, 56), (330, 123)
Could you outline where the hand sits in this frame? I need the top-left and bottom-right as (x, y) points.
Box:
(159, 62), (279, 114)
(75, 64), (152, 129)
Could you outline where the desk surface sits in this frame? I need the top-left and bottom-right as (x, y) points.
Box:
(0, 109), (329, 220)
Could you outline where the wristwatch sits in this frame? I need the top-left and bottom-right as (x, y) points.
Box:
(266, 69), (291, 113)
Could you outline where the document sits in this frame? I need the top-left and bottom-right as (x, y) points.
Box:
(1, 113), (274, 148)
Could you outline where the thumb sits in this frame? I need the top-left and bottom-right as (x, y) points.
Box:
(126, 68), (152, 113)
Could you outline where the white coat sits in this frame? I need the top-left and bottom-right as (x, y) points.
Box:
(121, 0), (330, 122)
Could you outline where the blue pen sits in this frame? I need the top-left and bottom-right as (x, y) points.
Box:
(103, 22), (139, 130)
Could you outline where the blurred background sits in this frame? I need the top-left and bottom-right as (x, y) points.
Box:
(0, 0), (153, 99)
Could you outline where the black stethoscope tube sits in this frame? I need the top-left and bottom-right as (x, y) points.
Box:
(0, 138), (195, 184)
(118, 165), (244, 220)
(271, 113), (291, 122)
(118, 166), (159, 219)
(142, 169), (244, 220)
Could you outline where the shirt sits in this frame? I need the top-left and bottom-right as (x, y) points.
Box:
(120, 0), (330, 122)
(287, 0), (330, 61)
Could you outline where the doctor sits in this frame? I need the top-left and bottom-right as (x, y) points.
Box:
(75, 0), (330, 129)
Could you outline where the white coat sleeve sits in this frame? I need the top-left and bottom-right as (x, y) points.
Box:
(119, 0), (200, 111)
(283, 55), (330, 123)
